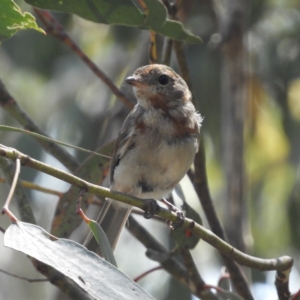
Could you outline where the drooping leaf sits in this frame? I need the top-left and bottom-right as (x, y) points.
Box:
(4, 222), (155, 300)
(0, 0), (44, 41)
(27, 0), (144, 26)
(25, 0), (201, 43)
(88, 219), (117, 267)
(143, 0), (201, 43)
(51, 141), (114, 238)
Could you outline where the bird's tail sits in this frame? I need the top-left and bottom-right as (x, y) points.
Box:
(99, 200), (132, 249)
(84, 199), (131, 251)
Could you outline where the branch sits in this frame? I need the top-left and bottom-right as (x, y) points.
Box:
(0, 268), (48, 283)
(0, 157), (36, 223)
(164, 2), (254, 297)
(34, 9), (134, 110)
(162, 38), (173, 66)
(127, 216), (217, 299)
(179, 248), (217, 298)
(0, 177), (62, 197)
(0, 145), (293, 274)
(1, 157), (22, 222)
(133, 266), (162, 282)
(0, 79), (79, 171)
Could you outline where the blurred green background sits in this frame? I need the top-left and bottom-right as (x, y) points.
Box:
(0, 0), (300, 299)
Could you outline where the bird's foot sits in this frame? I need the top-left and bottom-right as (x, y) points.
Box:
(161, 198), (185, 229)
(143, 199), (160, 219)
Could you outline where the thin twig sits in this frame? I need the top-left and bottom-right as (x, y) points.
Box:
(0, 145), (294, 274)
(0, 154), (90, 300)
(173, 41), (193, 90)
(162, 38), (173, 66)
(291, 289), (300, 300)
(0, 268), (48, 283)
(1, 157), (21, 222)
(129, 216), (218, 299)
(0, 157), (36, 223)
(149, 31), (157, 64)
(127, 215), (208, 299)
(275, 268), (292, 300)
(0, 177), (62, 196)
(34, 9), (133, 110)
(180, 248), (206, 295)
(133, 266), (163, 282)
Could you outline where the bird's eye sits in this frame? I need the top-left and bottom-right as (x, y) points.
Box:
(158, 75), (169, 85)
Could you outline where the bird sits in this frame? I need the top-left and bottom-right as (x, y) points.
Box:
(98, 64), (202, 250)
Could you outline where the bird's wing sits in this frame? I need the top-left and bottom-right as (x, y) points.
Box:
(109, 105), (140, 185)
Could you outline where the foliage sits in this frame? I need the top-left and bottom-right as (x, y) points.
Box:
(0, 0), (300, 300)
(0, 0), (44, 41)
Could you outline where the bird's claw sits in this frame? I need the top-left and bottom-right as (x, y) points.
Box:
(143, 199), (160, 219)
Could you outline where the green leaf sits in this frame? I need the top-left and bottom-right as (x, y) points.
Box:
(143, 0), (201, 43)
(24, 0), (201, 43)
(0, 0), (44, 41)
(4, 222), (156, 300)
(26, 0), (144, 26)
(88, 219), (117, 267)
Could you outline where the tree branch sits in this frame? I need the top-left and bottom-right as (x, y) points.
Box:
(0, 79), (79, 171)
(0, 145), (293, 274)
(34, 9), (134, 110)
(127, 216), (218, 299)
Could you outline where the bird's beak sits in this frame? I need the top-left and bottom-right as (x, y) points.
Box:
(125, 76), (141, 86)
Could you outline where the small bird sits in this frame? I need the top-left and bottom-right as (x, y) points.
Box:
(99, 64), (202, 249)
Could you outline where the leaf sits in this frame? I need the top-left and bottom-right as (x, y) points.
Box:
(4, 222), (155, 300)
(143, 0), (201, 43)
(26, 0), (144, 25)
(88, 219), (117, 267)
(24, 0), (201, 43)
(0, 0), (44, 41)
(51, 141), (114, 238)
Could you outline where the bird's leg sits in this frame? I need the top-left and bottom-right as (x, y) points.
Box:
(161, 198), (185, 230)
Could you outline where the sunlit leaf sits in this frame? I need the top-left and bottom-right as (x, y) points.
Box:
(25, 0), (201, 43)
(4, 222), (155, 300)
(0, 0), (44, 41)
